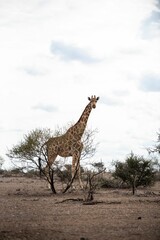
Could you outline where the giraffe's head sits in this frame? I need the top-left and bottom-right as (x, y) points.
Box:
(88, 95), (99, 109)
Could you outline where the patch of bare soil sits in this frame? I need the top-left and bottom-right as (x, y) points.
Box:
(0, 175), (160, 240)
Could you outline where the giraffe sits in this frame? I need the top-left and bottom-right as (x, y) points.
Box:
(42, 95), (99, 188)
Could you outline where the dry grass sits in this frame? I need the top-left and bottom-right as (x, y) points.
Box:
(0, 175), (160, 240)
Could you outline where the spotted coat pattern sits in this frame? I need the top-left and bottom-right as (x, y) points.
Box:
(44, 95), (99, 186)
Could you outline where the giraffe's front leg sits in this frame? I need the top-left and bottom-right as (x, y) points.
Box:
(72, 142), (83, 189)
(77, 159), (84, 189)
(78, 142), (84, 188)
(72, 155), (78, 183)
(71, 155), (79, 190)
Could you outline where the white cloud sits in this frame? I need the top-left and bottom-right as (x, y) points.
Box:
(32, 103), (58, 113)
(100, 95), (123, 107)
(50, 41), (100, 63)
(22, 66), (47, 76)
(141, 6), (160, 39)
(139, 73), (160, 92)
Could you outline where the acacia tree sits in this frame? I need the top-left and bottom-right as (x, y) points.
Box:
(147, 131), (160, 171)
(7, 128), (53, 171)
(113, 152), (156, 195)
(148, 131), (160, 155)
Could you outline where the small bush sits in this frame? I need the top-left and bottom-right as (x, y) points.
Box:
(0, 169), (5, 175)
(113, 152), (156, 194)
(25, 170), (40, 178)
(155, 171), (160, 181)
(98, 177), (129, 189)
(56, 169), (72, 182)
(99, 178), (119, 188)
(11, 168), (23, 174)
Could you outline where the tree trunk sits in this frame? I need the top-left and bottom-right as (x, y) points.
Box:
(49, 170), (56, 194)
(132, 177), (136, 195)
(132, 184), (135, 195)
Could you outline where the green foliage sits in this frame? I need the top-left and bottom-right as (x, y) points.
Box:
(91, 161), (105, 172)
(7, 128), (53, 163)
(99, 177), (122, 189)
(11, 168), (24, 174)
(0, 169), (5, 175)
(113, 152), (156, 194)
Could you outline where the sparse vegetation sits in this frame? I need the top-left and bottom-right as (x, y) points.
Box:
(3, 128), (160, 197)
(99, 177), (122, 189)
(113, 152), (157, 195)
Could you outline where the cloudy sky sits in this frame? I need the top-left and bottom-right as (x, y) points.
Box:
(0, 0), (160, 169)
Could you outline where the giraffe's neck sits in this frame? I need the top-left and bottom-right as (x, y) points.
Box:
(77, 102), (92, 126)
(66, 102), (92, 140)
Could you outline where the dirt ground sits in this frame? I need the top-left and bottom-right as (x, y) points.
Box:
(0, 175), (160, 240)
